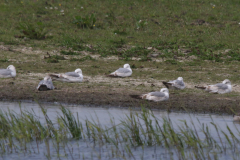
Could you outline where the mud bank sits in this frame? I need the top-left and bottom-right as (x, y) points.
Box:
(0, 81), (239, 114)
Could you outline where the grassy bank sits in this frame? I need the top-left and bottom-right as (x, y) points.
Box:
(0, 0), (240, 113)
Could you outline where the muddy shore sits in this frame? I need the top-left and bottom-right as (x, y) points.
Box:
(0, 79), (239, 114)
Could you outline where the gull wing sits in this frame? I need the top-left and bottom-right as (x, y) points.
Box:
(65, 72), (80, 77)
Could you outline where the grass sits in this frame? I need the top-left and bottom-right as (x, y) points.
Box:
(1, 0), (240, 61)
(0, 104), (240, 159)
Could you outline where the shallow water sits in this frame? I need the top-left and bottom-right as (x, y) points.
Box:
(0, 101), (239, 160)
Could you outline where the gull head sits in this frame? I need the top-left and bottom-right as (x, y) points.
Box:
(177, 77), (183, 81)
(44, 76), (52, 81)
(160, 88), (169, 93)
(7, 65), (16, 71)
(123, 64), (131, 69)
(75, 68), (82, 74)
(222, 79), (231, 85)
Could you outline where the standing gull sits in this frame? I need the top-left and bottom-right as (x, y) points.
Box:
(0, 65), (16, 78)
(195, 79), (232, 94)
(107, 64), (132, 77)
(162, 77), (185, 90)
(49, 68), (83, 82)
(37, 76), (55, 91)
(130, 88), (169, 102)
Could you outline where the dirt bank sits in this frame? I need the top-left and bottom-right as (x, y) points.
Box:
(0, 76), (239, 114)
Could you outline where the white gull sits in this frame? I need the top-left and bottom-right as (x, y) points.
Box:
(107, 64), (132, 77)
(131, 88), (169, 102)
(37, 76), (55, 91)
(233, 114), (240, 122)
(162, 77), (185, 90)
(195, 79), (232, 94)
(50, 68), (83, 82)
(0, 65), (16, 78)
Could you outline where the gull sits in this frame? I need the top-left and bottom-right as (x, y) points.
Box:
(37, 76), (55, 91)
(162, 77), (185, 90)
(130, 88), (169, 102)
(0, 65), (16, 78)
(49, 68), (83, 82)
(107, 64), (132, 77)
(195, 79), (232, 94)
(233, 114), (240, 122)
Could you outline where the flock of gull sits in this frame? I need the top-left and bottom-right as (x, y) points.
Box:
(0, 64), (238, 121)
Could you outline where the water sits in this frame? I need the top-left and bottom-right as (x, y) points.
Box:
(0, 101), (239, 160)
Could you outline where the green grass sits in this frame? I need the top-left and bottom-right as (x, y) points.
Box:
(1, 0), (240, 61)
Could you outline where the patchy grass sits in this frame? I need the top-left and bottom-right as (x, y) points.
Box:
(0, 0), (240, 60)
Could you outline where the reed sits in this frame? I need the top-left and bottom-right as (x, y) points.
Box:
(0, 105), (239, 159)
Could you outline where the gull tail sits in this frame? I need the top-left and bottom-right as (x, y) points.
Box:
(195, 86), (206, 90)
(162, 81), (172, 89)
(106, 74), (119, 78)
(49, 74), (61, 81)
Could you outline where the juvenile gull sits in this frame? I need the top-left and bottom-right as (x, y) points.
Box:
(37, 76), (55, 91)
(130, 88), (169, 102)
(162, 77), (185, 90)
(49, 68), (83, 82)
(195, 79), (232, 94)
(0, 65), (16, 78)
(107, 64), (132, 77)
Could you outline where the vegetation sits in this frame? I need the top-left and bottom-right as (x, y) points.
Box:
(0, 105), (239, 159)
(0, 0), (240, 61)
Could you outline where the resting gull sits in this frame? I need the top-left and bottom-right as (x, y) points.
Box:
(0, 65), (16, 78)
(131, 88), (169, 102)
(107, 64), (132, 77)
(37, 76), (55, 91)
(49, 68), (83, 82)
(162, 77), (185, 90)
(233, 114), (240, 122)
(195, 79), (232, 94)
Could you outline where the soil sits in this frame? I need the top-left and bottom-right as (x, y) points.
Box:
(0, 76), (239, 114)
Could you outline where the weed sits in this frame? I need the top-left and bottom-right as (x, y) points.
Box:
(60, 50), (81, 55)
(46, 55), (65, 63)
(136, 20), (148, 30)
(59, 106), (82, 139)
(0, 59), (8, 62)
(113, 29), (127, 35)
(17, 22), (48, 40)
(109, 38), (126, 48)
(70, 55), (95, 62)
(165, 60), (178, 65)
(73, 14), (96, 29)
(105, 10), (116, 26)
(0, 105), (240, 159)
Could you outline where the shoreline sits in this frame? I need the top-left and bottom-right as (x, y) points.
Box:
(0, 83), (239, 114)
